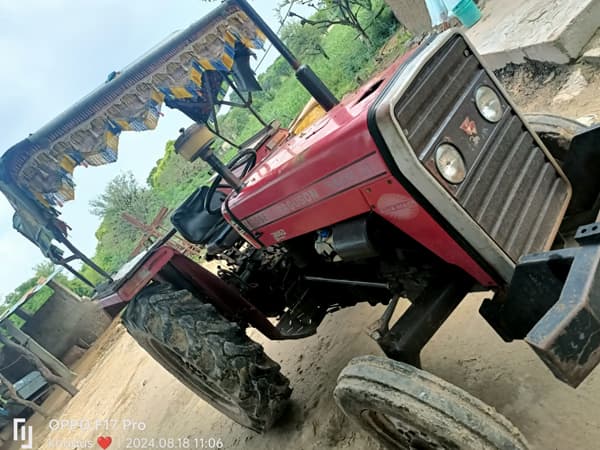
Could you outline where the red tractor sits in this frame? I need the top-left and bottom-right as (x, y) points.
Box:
(2, 1), (599, 448)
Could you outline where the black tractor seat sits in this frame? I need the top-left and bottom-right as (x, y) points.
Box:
(170, 186), (240, 254)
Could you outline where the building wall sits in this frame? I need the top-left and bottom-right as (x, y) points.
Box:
(21, 290), (111, 362)
(385, 0), (432, 34)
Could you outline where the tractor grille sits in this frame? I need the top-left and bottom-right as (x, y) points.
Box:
(394, 35), (569, 260)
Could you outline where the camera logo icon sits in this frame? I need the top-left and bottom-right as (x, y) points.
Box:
(13, 418), (33, 449)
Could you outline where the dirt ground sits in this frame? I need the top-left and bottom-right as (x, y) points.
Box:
(497, 61), (600, 121)
(10, 60), (600, 450)
(20, 294), (600, 450)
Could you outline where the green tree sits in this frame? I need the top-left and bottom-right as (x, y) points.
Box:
(84, 172), (163, 278)
(256, 57), (293, 94)
(2, 278), (37, 310)
(280, 21), (329, 60)
(0, 262), (71, 319)
(280, 0), (383, 44)
(90, 172), (154, 218)
(31, 261), (70, 282)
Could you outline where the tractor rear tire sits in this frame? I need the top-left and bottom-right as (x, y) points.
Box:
(122, 284), (291, 432)
(334, 355), (528, 450)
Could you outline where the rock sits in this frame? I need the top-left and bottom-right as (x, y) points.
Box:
(552, 69), (588, 104)
(543, 71), (556, 84)
(582, 47), (600, 64)
(466, 0), (600, 69)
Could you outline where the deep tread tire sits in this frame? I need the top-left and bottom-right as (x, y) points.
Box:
(122, 284), (291, 432)
(334, 356), (528, 450)
(525, 113), (588, 161)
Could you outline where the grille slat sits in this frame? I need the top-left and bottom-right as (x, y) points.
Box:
(506, 163), (554, 256)
(489, 147), (538, 238)
(395, 35), (570, 261)
(407, 58), (480, 150)
(476, 131), (528, 225)
(523, 178), (564, 255)
(458, 115), (520, 209)
(396, 38), (466, 127)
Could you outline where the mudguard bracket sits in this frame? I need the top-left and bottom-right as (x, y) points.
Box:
(481, 223), (600, 387)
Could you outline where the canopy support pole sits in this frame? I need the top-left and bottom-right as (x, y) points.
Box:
(234, 0), (339, 111)
(61, 263), (96, 288)
(58, 237), (113, 282)
(221, 75), (269, 128)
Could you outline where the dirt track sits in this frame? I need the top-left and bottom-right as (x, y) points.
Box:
(24, 295), (600, 450)
(14, 61), (600, 450)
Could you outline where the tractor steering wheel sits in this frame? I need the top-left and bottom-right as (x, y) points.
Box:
(205, 149), (257, 215)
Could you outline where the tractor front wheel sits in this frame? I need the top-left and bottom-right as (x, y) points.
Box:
(525, 112), (589, 161)
(122, 284), (291, 432)
(334, 355), (528, 450)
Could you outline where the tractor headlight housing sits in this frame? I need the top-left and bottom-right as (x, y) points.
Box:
(475, 86), (502, 123)
(435, 143), (466, 184)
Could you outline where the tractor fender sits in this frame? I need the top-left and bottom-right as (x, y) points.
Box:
(98, 245), (285, 339)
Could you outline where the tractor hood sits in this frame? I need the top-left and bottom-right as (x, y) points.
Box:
(0, 0), (265, 235)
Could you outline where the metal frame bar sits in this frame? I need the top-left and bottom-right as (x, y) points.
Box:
(234, 0), (339, 111)
(372, 268), (473, 367)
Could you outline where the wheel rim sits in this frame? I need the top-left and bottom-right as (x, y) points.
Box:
(145, 336), (248, 424)
(361, 409), (453, 450)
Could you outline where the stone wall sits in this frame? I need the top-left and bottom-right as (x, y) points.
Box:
(21, 285), (111, 362)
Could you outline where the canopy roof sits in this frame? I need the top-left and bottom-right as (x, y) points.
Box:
(0, 0), (265, 222)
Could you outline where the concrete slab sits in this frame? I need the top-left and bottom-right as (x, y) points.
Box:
(582, 47), (600, 64)
(581, 28), (600, 64)
(582, 28), (600, 51)
(466, 0), (600, 69)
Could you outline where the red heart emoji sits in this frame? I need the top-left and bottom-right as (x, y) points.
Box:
(97, 436), (112, 449)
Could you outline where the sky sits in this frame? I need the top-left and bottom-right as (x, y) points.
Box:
(0, 0), (286, 301)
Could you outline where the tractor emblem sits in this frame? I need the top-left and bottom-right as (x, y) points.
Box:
(460, 117), (478, 136)
(460, 116), (480, 145)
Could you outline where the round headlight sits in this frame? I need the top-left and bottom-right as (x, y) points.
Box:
(435, 144), (466, 184)
(475, 86), (502, 123)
